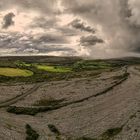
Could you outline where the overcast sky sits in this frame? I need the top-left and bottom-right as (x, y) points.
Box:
(0, 0), (139, 58)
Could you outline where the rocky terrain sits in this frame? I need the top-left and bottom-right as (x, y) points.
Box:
(0, 57), (140, 140)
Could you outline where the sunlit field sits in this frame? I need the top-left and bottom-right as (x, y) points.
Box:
(0, 68), (33, 77)
(36, 65), (72, 73)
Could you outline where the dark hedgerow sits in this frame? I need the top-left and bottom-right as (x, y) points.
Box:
(7, 106), (40, 116)
(6, 106), (63, 116)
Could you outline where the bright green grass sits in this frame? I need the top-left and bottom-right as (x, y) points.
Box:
(36, 65), (72, 73)
(15, 61), (31, 67)
(15, 61), (72, 73)
(0, 68), (33, 77)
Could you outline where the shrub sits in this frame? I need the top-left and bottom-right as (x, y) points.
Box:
(100, 127), (122, 140)
(48, 124), (60, 135)
(25, 124), (39, 140)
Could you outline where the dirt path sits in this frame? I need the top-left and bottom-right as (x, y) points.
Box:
(0, 83), (44, 108)
(0, 67), (127, 109)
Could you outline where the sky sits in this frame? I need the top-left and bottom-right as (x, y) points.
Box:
(0, 0), (140, 58)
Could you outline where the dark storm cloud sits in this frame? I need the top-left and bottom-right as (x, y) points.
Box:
(34, 45), (75, 53)
(0, 0), (59, 14)
(0, 32), (75, 55)
(0, 33), (68, 48)
(2, 12), (15, 29)
(62, 0), (140, 54)
(33, 34), (69, 44)
(0, 0), (139, 57)
(56, 25), (80, 36)
(70, 19), (95, 33)
(0, 0), (77, 56)
(62, 0), (95, 14)
(30, 17), (80, 37)
(18, 44), (75, 54)
(30, 17), (58, 29)
(80, 35), (104, 46)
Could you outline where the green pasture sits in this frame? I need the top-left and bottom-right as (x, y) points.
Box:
(15, 61), (72, 73)
(36, 65), (72, 73)
(73, 60), (112, 71)
(15, 60), (112, 73)
(0, 68), (33, 77)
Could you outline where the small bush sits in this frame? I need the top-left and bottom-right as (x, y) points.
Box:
(100, 127), (122, 140)
(72, 61), (112, 72)
(26, 124), (39, 140)
(7, 105), (62, 116)
(48, 124), (60, 135)
(7, 106), (40, 115)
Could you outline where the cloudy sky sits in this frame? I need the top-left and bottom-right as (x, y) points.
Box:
(0, 0), (139, 58)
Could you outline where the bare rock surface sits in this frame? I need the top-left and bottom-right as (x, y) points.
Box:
(0, 84), (34, 103)
(0, 66), (140, 140)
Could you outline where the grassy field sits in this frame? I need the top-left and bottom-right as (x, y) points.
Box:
(72, 60), (112, 71)
(0, 68), (33, 77)
(36, 65), (72, 73)
(0, 59), (119, 83)
(15, 61), (72, 73)
(0, 56), (139, 83)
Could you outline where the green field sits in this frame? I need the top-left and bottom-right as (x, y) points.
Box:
(0, 56), (135, 83)
(72, 60), (112, 71)
(0, 68), (33, 77)
(15, 61), (72, 73)
(36, 65), (72, 73)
